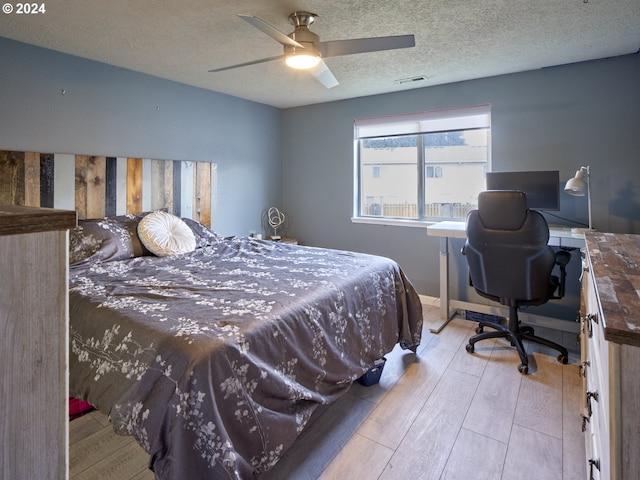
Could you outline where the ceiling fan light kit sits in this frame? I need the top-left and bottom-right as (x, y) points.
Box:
(210, 11), (415, 88)
(285, 52), (320, 69)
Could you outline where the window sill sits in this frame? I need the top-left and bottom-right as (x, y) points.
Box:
(351, 216), (434, 228)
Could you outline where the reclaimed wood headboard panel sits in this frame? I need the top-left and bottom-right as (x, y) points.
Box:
(0, 151), (217, 228)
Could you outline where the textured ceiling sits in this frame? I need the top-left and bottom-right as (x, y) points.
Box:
(1, 0), (639, 108)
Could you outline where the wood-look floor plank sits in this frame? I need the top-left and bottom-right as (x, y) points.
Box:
(462, 341), (524, 444)
(514, 352), (564, 439)
(440, 427), (507, 480)
(502, 423), (563, 480)
(562, 365), (587, 480)
(356, 342), (455, 450)
(379, 368), (480, 480)
(448, 325), (497, 378)
(89, 409), (112, 428)
(318, 433), (394, 480)
(69, 426), (135, 478)
(72, 441), (150, 480)
(69, 414), (104, 445)
(426, 316), (475, 352)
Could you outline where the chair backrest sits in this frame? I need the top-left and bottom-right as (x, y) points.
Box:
(464, 190), (556, 304)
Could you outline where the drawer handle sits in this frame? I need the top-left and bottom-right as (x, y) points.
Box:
(581, 414), (589, 432)
(579, 360), (590, 378)
(580, 265), (589, 281)
(589, 458), (600, 479)
(582, 313), (597, 338)
(586, 390), (599, 417)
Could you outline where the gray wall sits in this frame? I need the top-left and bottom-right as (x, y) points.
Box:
(2, 36), (639, 305)
(0, 37), (283, 237)
(282, 54), (640, 300)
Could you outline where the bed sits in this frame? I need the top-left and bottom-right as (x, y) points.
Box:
(67, 212), (423, 479)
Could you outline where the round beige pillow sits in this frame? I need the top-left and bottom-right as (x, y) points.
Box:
(137, 211), (196, 257)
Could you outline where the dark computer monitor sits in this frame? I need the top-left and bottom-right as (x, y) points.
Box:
(485, 170), (560, 210)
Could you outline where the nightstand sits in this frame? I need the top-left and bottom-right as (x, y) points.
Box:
(266, 235), (298, 244)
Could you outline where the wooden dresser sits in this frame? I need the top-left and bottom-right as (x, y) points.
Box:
(0, 205), (76, 480)
(580, 232), (640, 480)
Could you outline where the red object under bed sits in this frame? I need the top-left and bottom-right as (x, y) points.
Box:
(69, 397), (94, 420)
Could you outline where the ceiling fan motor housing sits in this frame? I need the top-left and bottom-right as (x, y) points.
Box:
(286, 11), (320, 57)
(285, 31), (320, 57)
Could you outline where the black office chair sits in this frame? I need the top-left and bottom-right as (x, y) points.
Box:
(462, 190), (570, 374)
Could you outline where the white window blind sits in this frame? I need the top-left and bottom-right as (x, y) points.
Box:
(354, 104), (491, 139)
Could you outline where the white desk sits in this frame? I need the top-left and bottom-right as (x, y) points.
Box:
(426, 220), (586, 333)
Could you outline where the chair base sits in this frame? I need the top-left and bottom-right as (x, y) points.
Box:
(465, 305), (569, 374)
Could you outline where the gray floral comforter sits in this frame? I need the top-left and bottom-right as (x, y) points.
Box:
(69, 237), (423, 479)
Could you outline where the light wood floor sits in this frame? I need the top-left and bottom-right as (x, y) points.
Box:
(69, 298), (586, 479)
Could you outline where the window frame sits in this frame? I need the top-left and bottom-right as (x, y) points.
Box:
(352, 104), (491, 226)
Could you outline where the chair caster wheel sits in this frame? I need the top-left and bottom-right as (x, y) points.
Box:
(521, 326), (534, 335)
(518, 363), (529, 374)
(475, 326), (484, 334)
(558, 354), (568, 364)
(466, 343), (475, 353)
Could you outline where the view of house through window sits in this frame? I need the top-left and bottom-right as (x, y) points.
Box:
(354, 105), (491, 221)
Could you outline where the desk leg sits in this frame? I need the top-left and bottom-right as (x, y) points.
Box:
(431, 236), (457, 333)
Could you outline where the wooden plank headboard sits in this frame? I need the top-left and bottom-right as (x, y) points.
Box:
(0, 151), (216, 228)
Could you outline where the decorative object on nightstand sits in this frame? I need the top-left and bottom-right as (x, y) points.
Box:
(267, 207), (286, 241)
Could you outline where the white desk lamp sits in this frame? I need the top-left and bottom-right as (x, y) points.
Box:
(564, 166), (592, 232)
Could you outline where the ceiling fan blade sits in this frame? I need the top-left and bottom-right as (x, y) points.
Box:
(319, 34), (415, 58)
(238, 14), (304, 48)
(209, 55), (284, 73)
(309, 60), (339, 89)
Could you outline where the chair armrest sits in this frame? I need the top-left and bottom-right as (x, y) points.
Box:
(555, 250), (571, 267)
(553, 250), (571, 298)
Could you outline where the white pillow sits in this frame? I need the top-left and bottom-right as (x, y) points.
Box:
(137, 211), (196, 257)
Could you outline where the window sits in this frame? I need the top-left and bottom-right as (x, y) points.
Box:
(426, 166), (443, 178)
(353, 105), (491, 223)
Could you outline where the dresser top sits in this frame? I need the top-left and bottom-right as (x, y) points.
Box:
(0, 205), (77, 236)
(585, 231), (640, 347)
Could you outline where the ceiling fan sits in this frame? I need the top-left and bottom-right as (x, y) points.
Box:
(209, 12), (415, 89)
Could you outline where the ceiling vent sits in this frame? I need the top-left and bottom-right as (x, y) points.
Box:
(395, 75), (428, 85)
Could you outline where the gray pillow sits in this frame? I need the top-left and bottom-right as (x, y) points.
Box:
(180, 217), (224, 248)
(69, 212), (154, 265)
